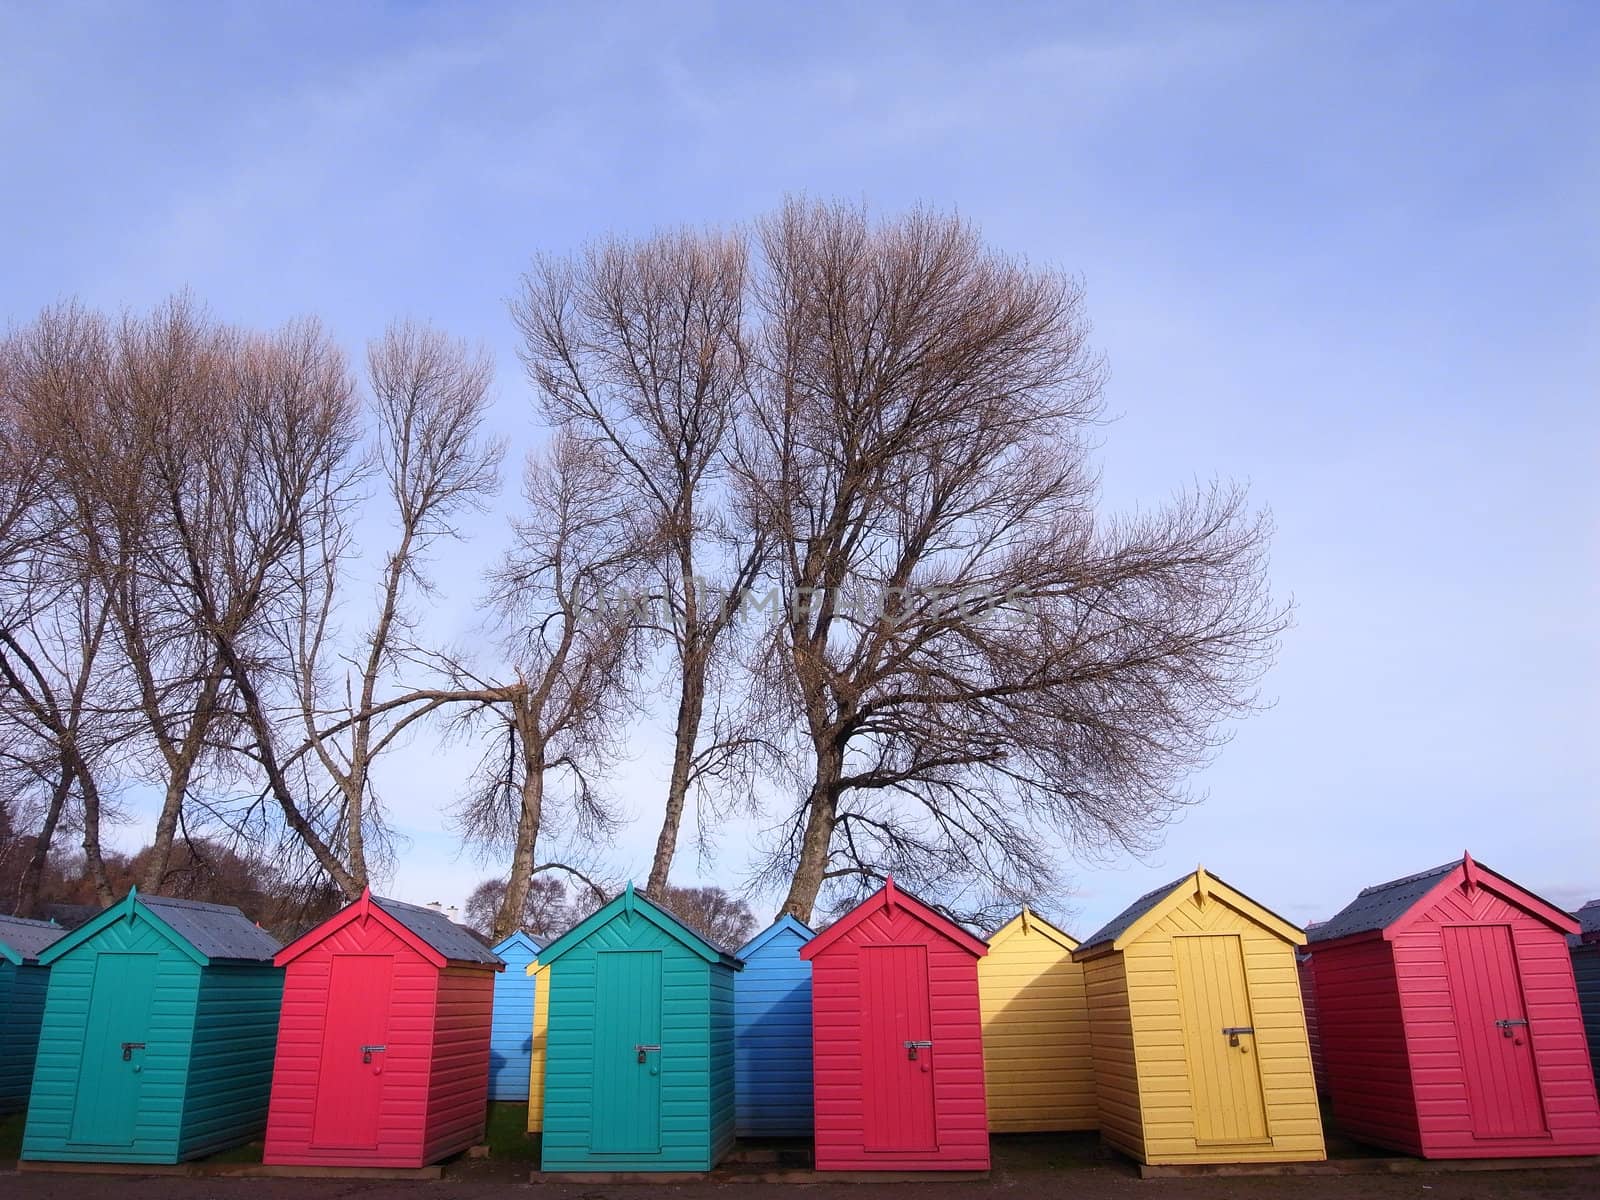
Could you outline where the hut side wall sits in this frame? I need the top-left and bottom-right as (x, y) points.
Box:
(526, 966), (550, 1131)
(0, 962), (50, 1114)
(978, 923), (1095, 1131)
(541, 914), (717, 1171)
(1296, 953), (1327, 1096)
(733, 925), (813, 1136)
(1393, 884), (1600, 1157)
(708, 963), (737, 1162)
(1572, 943), (1600, 1096)
(809, 903), (988, 1171)
(263, 918), (440, 1166)
(490, 939), (537, 1100)
(178, 963), (283, 1159)
(1123, 894), (1323, 1164)
(1310, 937), (1420, 1155)
(1081, 952), (1144, 1162)
(422, 966), (495, 1163)
(23, 918), (201, 1162)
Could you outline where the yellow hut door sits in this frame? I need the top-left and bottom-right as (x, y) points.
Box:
(1174, 934), (1268, 1143)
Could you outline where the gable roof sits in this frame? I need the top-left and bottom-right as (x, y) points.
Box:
(1574, 899), (1600, 947)
(987, 908), (1079, 954)
(37, 888), (281, 967)
(535, 883), (743, 970)
(492, 929), (544, 958)
(737, 913), (815, 959)
(0, 913), (68, 965)
(1075, 868), (1304, 957)
(798, 879), (989, 962)
(275, 890), (503, 970)
(1309, 854), (1578, 946)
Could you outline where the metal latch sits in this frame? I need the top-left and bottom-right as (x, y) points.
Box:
(1496, 1018), (1528, 1038)
(121, 1041), (146, 1062)
(1222, 1026), (1254, 1047)
(361, 1044), (387, 1063)
(904, 1039), (933, 1060)
(635, 1043), (661, 1063)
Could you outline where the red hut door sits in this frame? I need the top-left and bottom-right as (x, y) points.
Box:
(1442, 925), (1547, 1138)
(312, 954), (396, 1148)
(861, 945), (937, 1152)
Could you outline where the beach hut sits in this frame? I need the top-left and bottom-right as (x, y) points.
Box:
(535, 883), (742, 1173)
(1296, 951), (1328, 1095)
(977, 909), (1095, 1132)
(734, 914), (814, 1137)
(1071, 868), (1324, 1166)
(489, 930), (541, 1102)
(21, 889), (282, 1163)
(800, 879), (990, 1172)
(1309, 854), (1600, 1159)
(523, 958), (551, 1133)
(1571, 899), (1600, 1096)
(263, 891), (504, 1168)
(0, 915), (67, 1114)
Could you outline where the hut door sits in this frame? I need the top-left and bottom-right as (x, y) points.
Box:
(312, 954), (395, 1148)
(861, 945), (937, 1152)
(69, 953), (158, 1146)
(1174, 934), (1268, 1142)
(592, 950), (662, 1154)
(1443, 924), (1547, 1138)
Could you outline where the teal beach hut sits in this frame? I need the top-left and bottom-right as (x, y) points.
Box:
(733, 915), (813, 1137)
(22, 889), (283, 1163)
(1, 914), (67, 1113)
(489, 929), (542, 1100)
(536, 884), (742, 1173)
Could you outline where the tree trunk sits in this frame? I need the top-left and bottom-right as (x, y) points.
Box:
(493, 716), (546, 941)
(779, 745), (842, 923)
(645, 652), (707, 897)
(18, 768), (73, 917)
(75, 759), (115, 905)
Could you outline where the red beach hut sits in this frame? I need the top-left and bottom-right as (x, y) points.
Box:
(263, 891), (504, 1167)
(1309, 853), (1600, 1159)
(799, 879), (989, 1172)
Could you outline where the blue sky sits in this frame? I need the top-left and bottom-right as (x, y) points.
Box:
(4, 1), (1596, 933)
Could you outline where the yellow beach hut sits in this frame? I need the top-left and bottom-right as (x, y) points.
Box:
(977, 909), (1096, 1131)
(1071, 868), (1324, 1166)
(524, 960), (550, 1132)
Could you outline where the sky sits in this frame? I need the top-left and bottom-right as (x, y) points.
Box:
(3, 1), (1597, 935)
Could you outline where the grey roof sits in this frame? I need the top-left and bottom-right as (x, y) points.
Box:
(0, 913), (69, 962)
(1078, 875), (1190, 952)
(1571, 899), (1600, 947)
(142, 894), (282, 962)
(373, 896), (503, 966)
(1308, 860), (1459, 945)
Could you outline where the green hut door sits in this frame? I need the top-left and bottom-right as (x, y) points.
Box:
(591, 950), (662, 1154)
(69, 953), (159, 1146)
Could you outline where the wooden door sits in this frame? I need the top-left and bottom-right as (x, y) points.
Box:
(69, 953), (158, 1146)
(861, 944), (937, 1152)
(1442, 924), (1547, 1138)
(312, 954), (395, 1149)
(1174, 934), (1269, 1142)
(591, 950), (663, 1154)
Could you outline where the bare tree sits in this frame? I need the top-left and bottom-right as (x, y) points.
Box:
(450, 434), (652, 940)
(513, 230), (766, 898)
(290, 321), (500, 890)
(735, 201), (1288, 923)
(654, 883), (756, 949)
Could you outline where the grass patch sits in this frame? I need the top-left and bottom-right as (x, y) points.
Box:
(485, 1101), (540, 1161)
(201, 1139), (265, 1164)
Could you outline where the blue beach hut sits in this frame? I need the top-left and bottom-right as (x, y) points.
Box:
(733, 914), (814, 1137)
(0, 914), (67, 1113)
(489, 929), (542, 1100)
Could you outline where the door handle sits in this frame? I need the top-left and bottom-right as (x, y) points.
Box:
(1222, 1026), (1254, 1047)
(1495, 1019), (1528, 1039)
(361, 1044), (387, 1063)
(904, 1039), (933, 1061)
(635, 1043), (661, 1064)
(121, 1041), (146, 1062)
